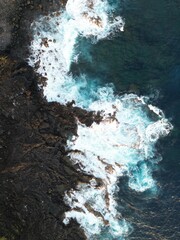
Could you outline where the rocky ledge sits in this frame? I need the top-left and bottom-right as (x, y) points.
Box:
(0, 1), (102, 239)
(0, 55), (89, 240)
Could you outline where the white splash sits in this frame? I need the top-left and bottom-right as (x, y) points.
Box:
(29, 0), (124, 104)
(28, 0), (173, 239)
(63, 94), (172, 238)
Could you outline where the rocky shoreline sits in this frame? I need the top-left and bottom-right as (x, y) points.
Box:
(0, 1), (101, 239)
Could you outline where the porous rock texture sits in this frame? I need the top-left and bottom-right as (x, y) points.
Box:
(0, 55), (89, 240)
(0, 1), (100, 239)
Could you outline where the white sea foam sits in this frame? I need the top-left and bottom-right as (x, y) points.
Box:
(29, 0), (173, 239)
(63, 94), (172, 238)
(29, 0), (124, 104)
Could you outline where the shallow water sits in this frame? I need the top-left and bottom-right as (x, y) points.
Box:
(28, 0), (180, 239)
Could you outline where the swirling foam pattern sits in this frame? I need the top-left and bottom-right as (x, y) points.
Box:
(29, 0), (172, 239)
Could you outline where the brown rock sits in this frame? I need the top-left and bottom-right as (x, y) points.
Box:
(0, 56), (86, 240)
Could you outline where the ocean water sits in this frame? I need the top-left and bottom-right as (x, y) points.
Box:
(28, 0), (180, 239)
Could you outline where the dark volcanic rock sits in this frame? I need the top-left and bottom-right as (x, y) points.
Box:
(0, 1), (100, 239)
(0, 0), (67, 54)
(0, 0), (17, 51)
(0, 56), (88, 240)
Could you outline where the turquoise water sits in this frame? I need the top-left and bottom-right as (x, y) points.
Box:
(72, 0), (180, 238)
(74, 0), (180, 94)
(29, 0), (180, 239)
(115, 1), (180, 239)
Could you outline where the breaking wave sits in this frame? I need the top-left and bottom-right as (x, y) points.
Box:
(28, 0), (173, 239)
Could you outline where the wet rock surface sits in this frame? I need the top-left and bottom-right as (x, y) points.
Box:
(0, 1), (97, 239)
(0, 0), (67, 54)
(0, 55), (90, 239)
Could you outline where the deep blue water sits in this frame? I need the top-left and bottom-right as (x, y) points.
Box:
(71, 0), (180, 238)
(29, 0), (180, 238)
(117, 1), (180, 239)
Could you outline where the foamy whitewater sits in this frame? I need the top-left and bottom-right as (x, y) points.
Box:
(28, 0), (173, 239)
